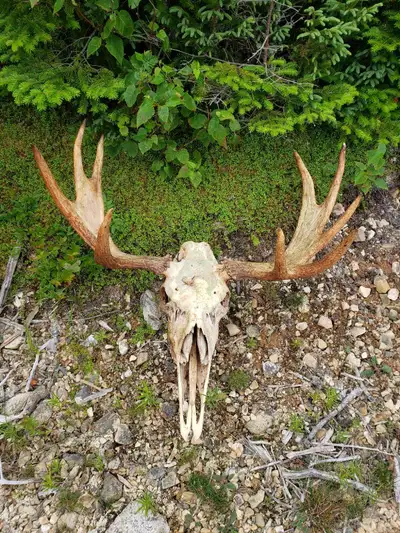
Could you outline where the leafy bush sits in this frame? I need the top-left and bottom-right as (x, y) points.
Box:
(0, 0), (398, 187)
(354, 143), (388, 194)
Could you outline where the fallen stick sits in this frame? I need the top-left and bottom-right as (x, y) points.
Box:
(308, 388), (363, 441)
(0, 370), (13, 388)
(0, 246), (21, 310)
(25, 352), (40, 392)
(75, 388), (113, 405)
(316, 442), (394, 457)
(310, 455), (361, 467)
(282, 467), (374, 494)
(287, 445), (335, 460)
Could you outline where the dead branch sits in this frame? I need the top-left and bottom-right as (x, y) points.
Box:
(282, 467), (374, 494)
(308, 388), (363, 441)
(316, 442), (394, 457)
(0, 246), (21, 310)
(25, 352), (40, 392)
(310, 455), (361, 467)
(263, 0), (275, 64)
(287, 445), (335, 460)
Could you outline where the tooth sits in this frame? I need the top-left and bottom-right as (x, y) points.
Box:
(181, 333), (193, 362)
(197, 329), (208, 364)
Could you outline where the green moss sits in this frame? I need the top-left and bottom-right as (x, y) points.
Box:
(0, 103), (368, 300)
(227, 370), (250, 391)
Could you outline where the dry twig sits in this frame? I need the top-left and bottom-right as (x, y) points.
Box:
(282, 468), (374, 494)
(0, 246), (21, 310)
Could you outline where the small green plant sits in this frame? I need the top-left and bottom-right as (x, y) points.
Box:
(334, 429), (351, 443)
(42, 459), (62, 490)
(188, 473), (231, 512)
(289, 414), (305, 433)
(0, 416), (44, 450)
(282, 292), (304, 309)
(360, 356), (393, 378)
(337, 461), (363, 487)
(132, 380), (160, 414)
(205, 387), (227, 409)
(246, 337), (258, 350)
(93, 330), (108, 343)
(291, 338), (304, 350)
(58, 489), (81, 512)
(86, 453), (105, 473)
(48, 393), (64, 409)
(178, 447), (198, 467)
(371, 460), (393, 496)
(137, 491), (157, 516)
(354, 143), (388, 194)
(227, 370), (250, 391)
(324, 388), (340, 411)
(69, 342), (95, 376)
(131, 320), (156, 345)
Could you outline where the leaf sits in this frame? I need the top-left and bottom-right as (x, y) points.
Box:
(381, 364), (393, 375)
(360, 369), (374, 378)
(124, 85), (139, 107)
(208, 117), (227, 145)
(183, 93), (196, 111)
(158, 105), (169, 123)
(96, 0), (112, 10)
(374, 178), (388, 190)
(106, 34), (124, 64)
(87, 37), (102, 57)
(138, 139), (153, 154)
(166, 95), (182, 108)
(189, 170), (202, 188)
(30, 0), (40, 6)
(177, 165), (189, 178)
(116, 10), (134, 37)
(128, 0), (141, 7)
(151, 160), (164, 172)
(137, 99), (155, 127)
(176, 149), (189, 164)
(165, 145), (177, 162)
(192, 60), (200, 79)
(53, 0), (65, 13)
(229, 119), (241, 132)
(189, 114), (207, 129)
(122, 141), (138, 157)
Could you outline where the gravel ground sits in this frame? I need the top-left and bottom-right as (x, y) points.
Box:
(0, 188), (399, 533)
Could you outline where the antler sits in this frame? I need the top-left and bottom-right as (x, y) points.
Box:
(223, 145), (361, 280)
(33, 122), (169, 275)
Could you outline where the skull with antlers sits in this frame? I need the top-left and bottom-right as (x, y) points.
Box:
(33, 123), (361, 443)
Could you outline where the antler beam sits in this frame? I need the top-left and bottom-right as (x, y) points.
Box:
(223, 145), (361, 280)
(33, 122), (169, 275)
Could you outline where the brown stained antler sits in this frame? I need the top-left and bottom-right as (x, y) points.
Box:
(223, 144), (361, 281)
(33, 122), (169, 275)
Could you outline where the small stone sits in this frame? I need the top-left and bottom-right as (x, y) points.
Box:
(349, 327), (366, 338)
(246, 325), (260, 338)
(342, 301), (350, 310)
(333, 203), (345, 217)
(374, 276), (390, 294)
(104, 502), (170, 533)
(136, 352), (149, 366)
(246, 412), (273, 435)
(359, 286), (371, 298)
(33, 401), (53, 423)
(148, 467), (166, 481)
(122, 368), (132, 379)
(298, 296), (310, 314)
(180, 491), (197, 505)
(346, 353), (361, 368)
(251, 283), (263, 291)
(99, 320), (114, 332)
(389, 309), (398, 321)
(108, 458), (121, 470)
(388, 288), (399, 301)
(229, 442), (244, 458)
(302, 353), (318, 369)
(317, 339), (327, 350)
(262, 361), (280, 375)
(249, 380), (259, 390)
(248, 490), (265, 510)
(5, 336), (24, 350)
(296, 322), (308, 331)
(367, 230), (375, 241)
(63, 454), (85, 467)
(118, 339), (129, 356)
(93, 412), (120, 435)
(380, 331), (394, 350)
(57, 513), (78, 532)
(318, 315), (333, 329)
(392, 261), (400, 275)
(115, 423), (133, 445)
(355, 227), (366, 242)
(255, 513), (265, 528)
(226, 323), (241, 337)
(161, 402), (177, 419)
(161, 470), (179, 490)
(100, 473), (123, 504)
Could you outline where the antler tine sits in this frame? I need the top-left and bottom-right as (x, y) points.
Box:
(274, 228), (287, 278)
(323, 143), (346, 217)
(73, 121), (87, 188)
(92, 134), (104, 187)
(294, 151), (317, 209)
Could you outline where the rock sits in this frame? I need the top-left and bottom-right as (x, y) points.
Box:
(161, 471), (179, 490)
(246, 325), (260, 338)
(82, 334), (98, 347)
(359, 286), (371, 298)
(248, 490), (265, 509)
(99, 320), (114, 332)
(251, 283), (263, 290)
(105, 502), (170, 533)
(3, 386), (47, 416)
(342, 302), (350, 310)
(346, 353), (361, 368)
(33, 401), (53, 423)
(57, 513), (78, 531)
(100, 473), (123, 504)
(255, 513), (265, 528)
(63, 454), (85, 467)
(333, 203), (345, 217)
(374, 276), (390, 294)
(380, 331), (394, 350)
(388, 288), (399, 301)
(93, 412), (120, 435)
(389, 309), (398, 321)
(115, 424), (133, 445)
(262, 361), (280, 375)
(392, 261), (400, 275)
(140, 290), (161, 331)
(226, 323), (241, 336)
(74, 385), (92, 404)
(148, 467), (166, 481)
(180, 491), (197, 505)
(355, 227), (366, 242)
(317, 339), (327, 350)
(302, 353), (318, 369)
(5, 336), (24, 350)
(318, 315), (333, 329)
(161, 402), (177, 419)
(296, 322), (308, 331)
(118, 339), (129, 356)
(136, 352), (149, 366)
(349, 327), (366, 338)
(229, 442), (244, 458)
(246, 412), (273, 435)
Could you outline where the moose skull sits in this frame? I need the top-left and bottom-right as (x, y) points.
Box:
(33, 122), (361, 443)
